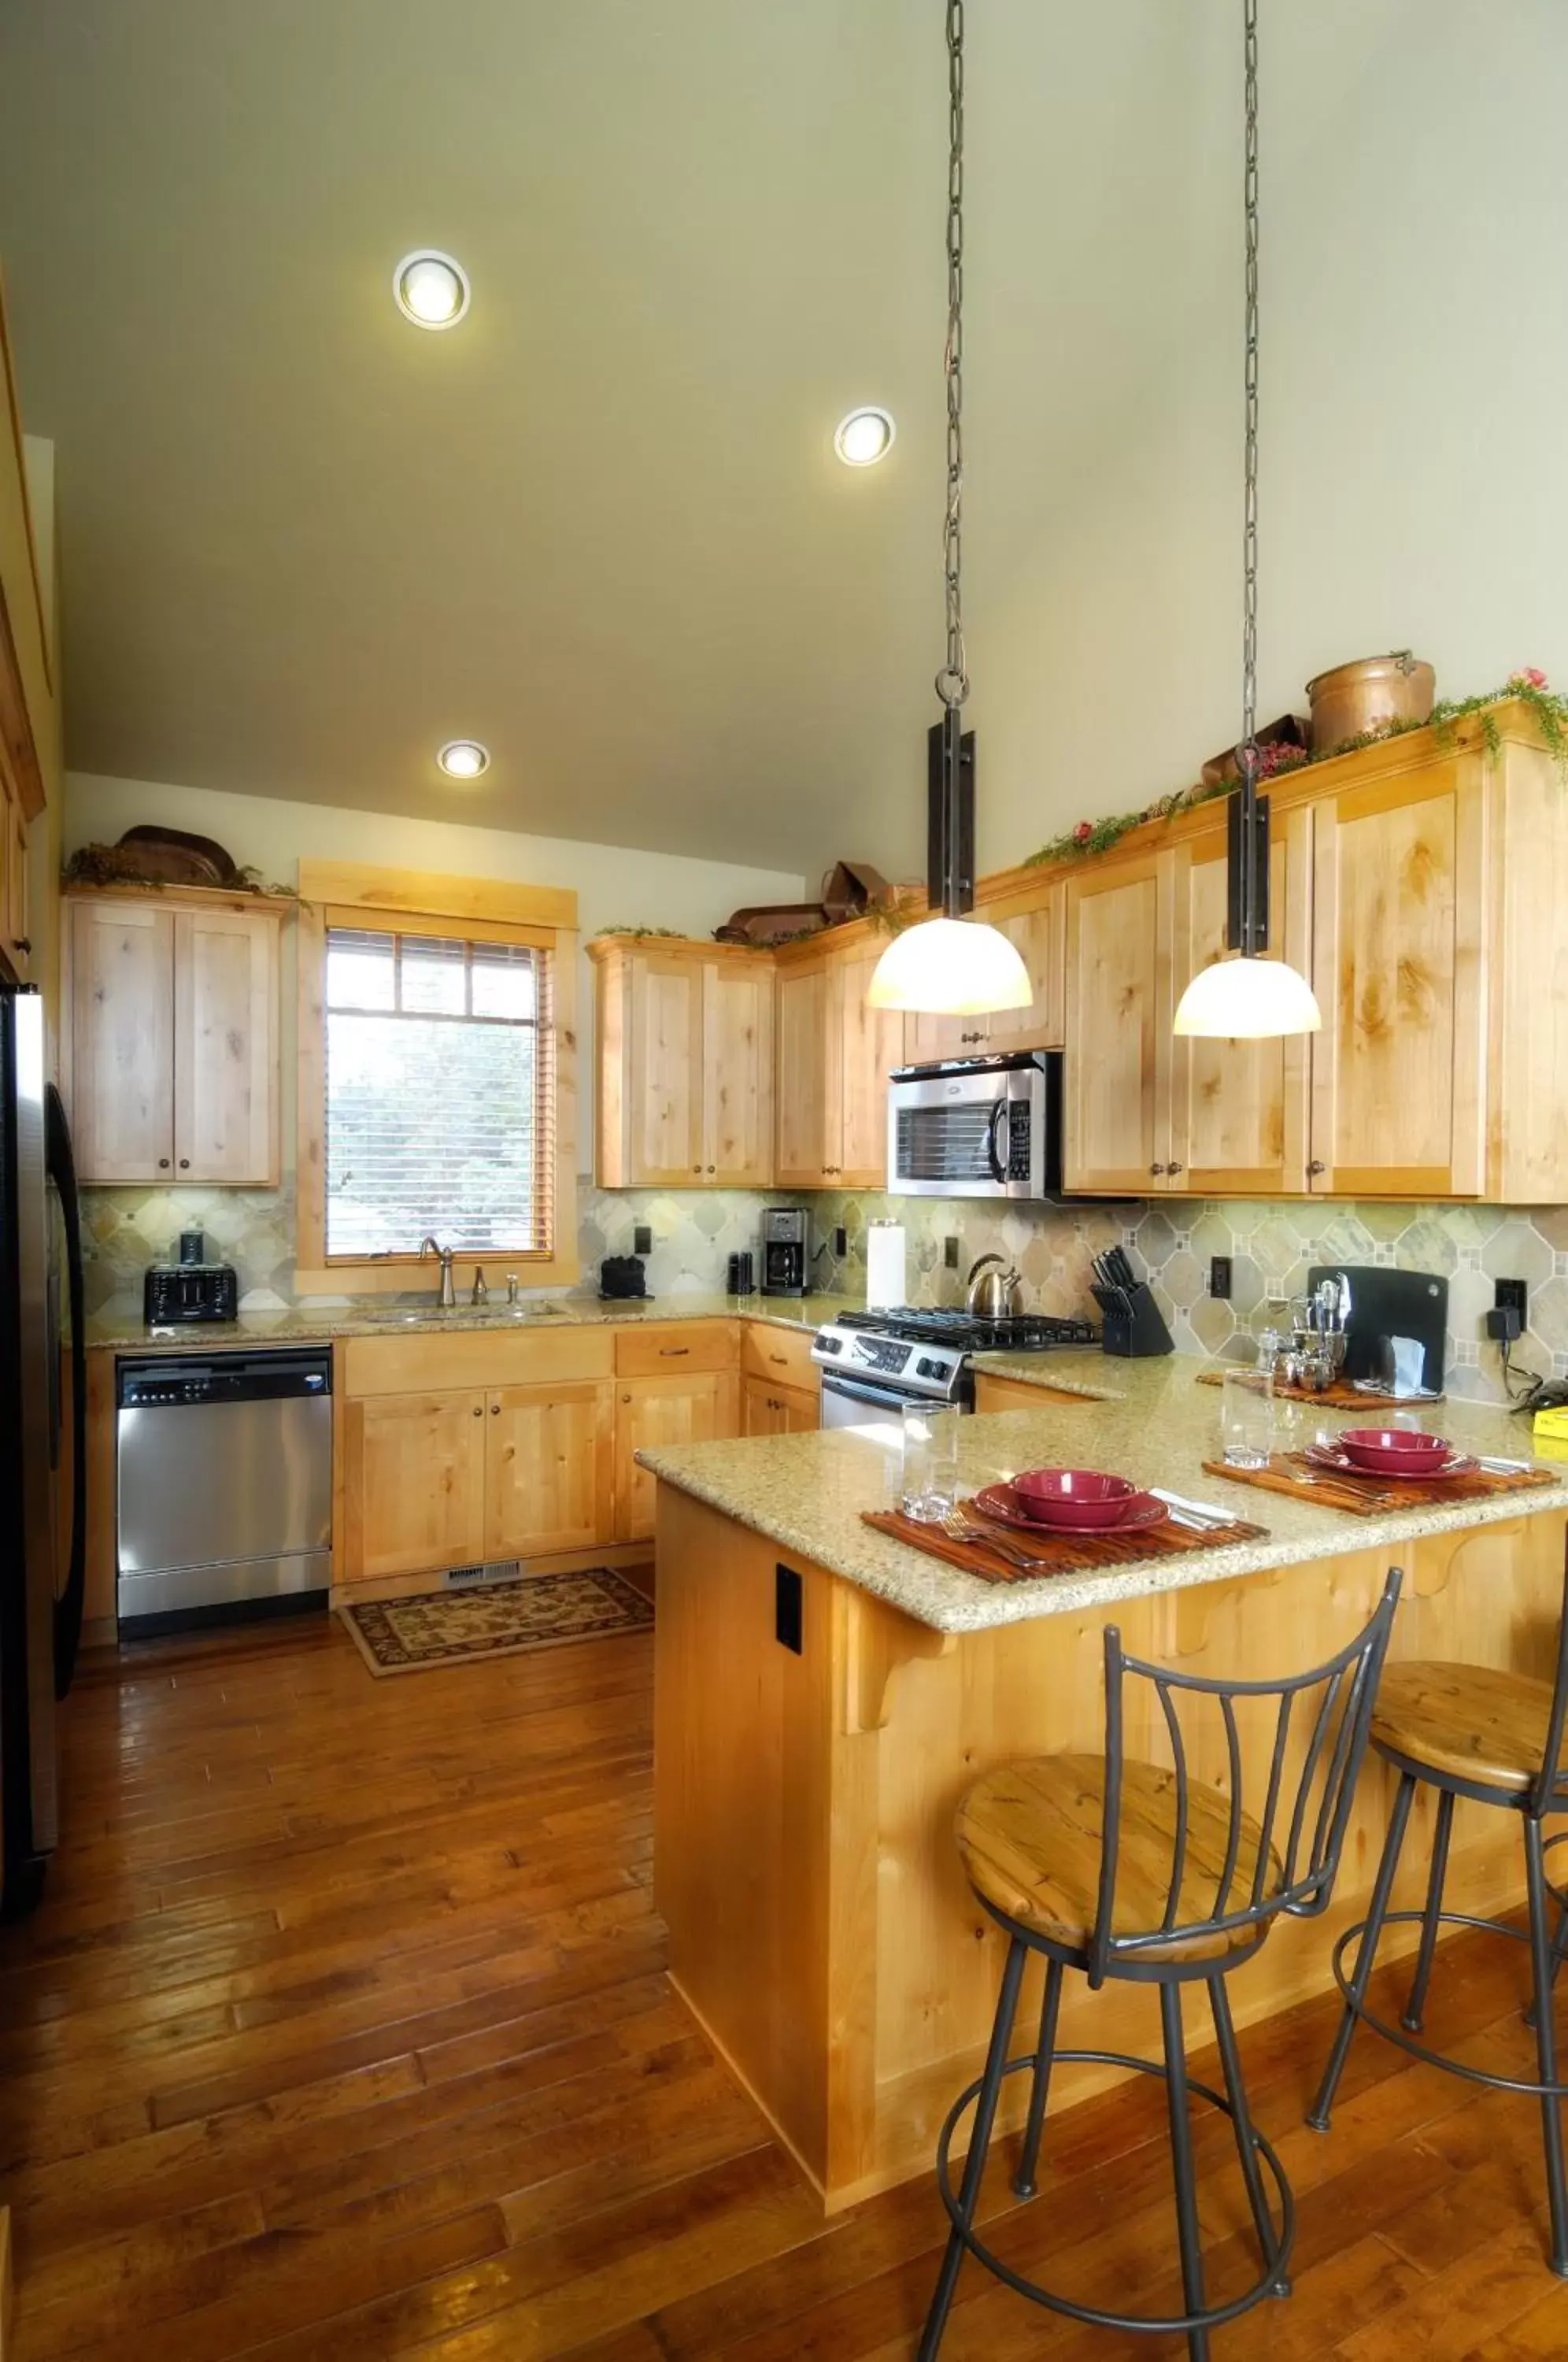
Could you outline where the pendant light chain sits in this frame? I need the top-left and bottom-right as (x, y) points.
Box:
(937, 0), (967, 713)
(1241, 0), (1260, 779)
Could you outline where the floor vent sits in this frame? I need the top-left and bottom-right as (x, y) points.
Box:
(445, 1558), (523, 1588)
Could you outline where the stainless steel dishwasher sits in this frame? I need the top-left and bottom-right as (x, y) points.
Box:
(116, 1349), (332, 1635)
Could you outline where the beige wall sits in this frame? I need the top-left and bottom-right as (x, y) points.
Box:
(64, 770), (804, 1185)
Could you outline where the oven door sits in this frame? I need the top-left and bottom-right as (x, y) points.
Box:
(820, 1370), (920, 1442)
(886, 1061), (1048, 1199)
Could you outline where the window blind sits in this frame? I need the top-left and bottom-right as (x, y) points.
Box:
(324, 926), (555, 1260)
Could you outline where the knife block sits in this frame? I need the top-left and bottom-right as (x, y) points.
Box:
(1093, 1283), (1175, 1358)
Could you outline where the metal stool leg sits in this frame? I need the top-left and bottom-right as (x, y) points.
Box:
(1012, 1957), (1063, 2200)
(1160, 1980), (1211, 2362)
(1207, 1973), (1289, 2298)
(1307, 1768), (1417, 2131)
(1525, 1892), (1568, 2032)
(1402, 1787), (1455, 2034)
(1523, 1816), (1568, 2278)
(918, 1933), (1029, 2362)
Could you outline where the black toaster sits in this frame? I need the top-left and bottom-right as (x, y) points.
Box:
(144, 1262), (239, 1325)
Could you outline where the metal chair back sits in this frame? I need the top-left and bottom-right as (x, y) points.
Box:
(1088, 1568), (1403, 1985)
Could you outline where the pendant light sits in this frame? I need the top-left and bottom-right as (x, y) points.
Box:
(1173, 0), (1320, 1042)
(867, 1), (1030, 1019)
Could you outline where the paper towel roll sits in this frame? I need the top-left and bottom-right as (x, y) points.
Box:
(866, 1221), (907, 1312)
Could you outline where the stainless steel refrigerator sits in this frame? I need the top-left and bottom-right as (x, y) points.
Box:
(0, 982), (86, 1916)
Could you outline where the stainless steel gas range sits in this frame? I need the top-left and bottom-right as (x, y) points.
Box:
(809, 1307), (1099, 1432)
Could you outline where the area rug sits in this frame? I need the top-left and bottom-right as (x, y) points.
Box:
(338, 1570), (653, 1677)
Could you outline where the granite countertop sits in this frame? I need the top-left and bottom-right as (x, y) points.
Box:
(83, 1290), (851, 1353)
(638, 1353), (1568, 1635)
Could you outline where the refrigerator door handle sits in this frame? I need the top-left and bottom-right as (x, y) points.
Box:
(46, 1084), (85, 1701)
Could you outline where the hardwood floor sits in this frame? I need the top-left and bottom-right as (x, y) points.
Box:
(3, 1613), (1568, 2359)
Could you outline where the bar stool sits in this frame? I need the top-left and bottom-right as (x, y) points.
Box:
(1307, 1547), (1568, 2277)
(917, 1569), (1403, 2362)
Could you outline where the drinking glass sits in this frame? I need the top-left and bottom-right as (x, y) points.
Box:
(901, 1405), (960, 1523)
(1220, 1367), (1274, 1470)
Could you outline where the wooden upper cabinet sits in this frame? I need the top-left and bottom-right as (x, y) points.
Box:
(1167, 810), (1311, 1195)
(835, 945), (903, 1187)
(172, 906), (279, 1183)
(903, 887), (1066, 1064)
(1063, 853), (1172, 1194)
(68, 898), (177, 1183)
(68, 890), (282, 1187)
(1488, 735), (1568, 1201)
(701, 957), (773, 1185)
(1309, 761), (1487, 1198)
(774, 959), (830, 1187)
(485, 1381), (614, 1557)
(0, 783), (28, 979)
(342, 1389), (488, 1582)
(591, 939), (773, 1188)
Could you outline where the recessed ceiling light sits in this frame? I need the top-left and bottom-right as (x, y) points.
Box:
(437, 739), (489, 779)
(834, 406), (896, 466)
(394, 250), (471, 330)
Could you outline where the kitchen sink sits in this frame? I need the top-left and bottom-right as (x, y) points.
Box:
(353, 1301), (573, 1327)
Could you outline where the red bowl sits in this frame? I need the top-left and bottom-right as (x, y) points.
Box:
(1338, 1427), (1452, 1472)
(1011, 1468), (1141, 1529)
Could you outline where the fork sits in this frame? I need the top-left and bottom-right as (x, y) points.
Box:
(937, 1511), (1054, 1570)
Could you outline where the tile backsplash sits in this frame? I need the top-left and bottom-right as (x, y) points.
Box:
(81, 1178), (1568, 1405)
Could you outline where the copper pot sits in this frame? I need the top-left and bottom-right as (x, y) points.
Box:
(1304, 650), (1435, 759)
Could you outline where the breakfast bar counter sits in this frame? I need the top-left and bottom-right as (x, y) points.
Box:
(641, 1364), (1568, 2212)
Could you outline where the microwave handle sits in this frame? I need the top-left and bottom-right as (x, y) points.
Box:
(986, 1099), (1008, 1183)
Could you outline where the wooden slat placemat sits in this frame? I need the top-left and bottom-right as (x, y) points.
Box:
(861, 1501), (1268, 1586)
(1194, 1370), (1444, 1408)
(1200, 1453), (1559, 1518)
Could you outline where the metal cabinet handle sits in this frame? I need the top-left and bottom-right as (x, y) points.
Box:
(1307, 1159), (1326, 1176)
(660, 1346), (690, 1357)
(1149, 1161), (1165, 1176)
(14, 937), (28, 956)
(707, 1164), (716, 1174)
(472, 1405), (483, 1418)
(692, 1164), (701, 1174)
(490, 1402), (501, 1414)
(179, 1158), (190, 1169)
(622, 1393), (632, 1404)
(158, 1157), (170, 1169)
(1167, 1161), (1184, 1176)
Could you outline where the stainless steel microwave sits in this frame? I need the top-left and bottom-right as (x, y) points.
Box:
(887, 1051), (1065, 1200)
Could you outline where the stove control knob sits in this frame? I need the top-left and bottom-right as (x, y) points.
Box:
(915, 1357), (945, 1380)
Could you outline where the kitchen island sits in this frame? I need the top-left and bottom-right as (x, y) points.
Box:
(641, 1357), (1568, 2212)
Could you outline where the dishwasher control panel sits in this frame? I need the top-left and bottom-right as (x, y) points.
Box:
(117, 1349), (333, 1409)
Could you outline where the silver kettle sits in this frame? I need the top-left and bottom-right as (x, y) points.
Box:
(966, 1253), (1023, 1320)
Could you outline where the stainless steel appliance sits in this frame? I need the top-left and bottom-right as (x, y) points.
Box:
(811, 1305), (1097, 1431)
(0, 985), (87, 1916)
(116, 1349), (333, 1635)
(761, 1207), (808, 1298)
(887, 1051), (1065, 1200)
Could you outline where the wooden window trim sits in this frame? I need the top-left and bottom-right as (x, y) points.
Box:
(296, 867), (579, 1294)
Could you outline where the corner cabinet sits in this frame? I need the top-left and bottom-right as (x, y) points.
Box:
(65, 887), (284, 1186)
(774, 939), (904, 1189)
(590, 938), (774, 1188)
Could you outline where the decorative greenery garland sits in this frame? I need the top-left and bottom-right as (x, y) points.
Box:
(1023, 670), (1568, 869)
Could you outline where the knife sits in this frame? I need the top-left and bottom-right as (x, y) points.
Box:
(1150, 1487), (1233, 1529)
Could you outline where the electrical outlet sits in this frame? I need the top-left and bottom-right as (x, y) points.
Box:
(633, 1224), (652, 1257)
(832, 1225), (847, 1258)
(944, 1236), (960, 1271)
(1209, 1255), (1233, 1301)
(1496, 1276), (1529, 1326)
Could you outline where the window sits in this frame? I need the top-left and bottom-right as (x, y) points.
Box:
(323, 922), (555, 1260)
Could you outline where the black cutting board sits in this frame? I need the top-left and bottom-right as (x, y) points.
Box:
(1306, 1264), (1448, 1394)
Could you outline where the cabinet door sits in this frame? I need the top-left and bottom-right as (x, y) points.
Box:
(904, 1005), (982, 1064)
(623, 953), (704, 1186)
(775, 962), (830, 1187)
(615, 1370), (725, 1542)
(1, 789), (28, 977)
(68, 899), (176, 1183)
(777, 1380), (819, 1434)
(342, 1390), (487, 1581)
(1063, 854), (1172, 1194)
(1167, 812), (1311, 1194)
(701, 958), (774, 1185)
(1310, 762), (1487, 1197)
(485, 1381), (614, 1557)
(985, 891), (1067, 1053)
(741, 1373), (783, 1436)
(835, 946), (904, 1188)
(172, 907), (279, 1184)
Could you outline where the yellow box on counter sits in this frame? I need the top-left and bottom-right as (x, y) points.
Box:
(1533, 1406), (1568, 1462)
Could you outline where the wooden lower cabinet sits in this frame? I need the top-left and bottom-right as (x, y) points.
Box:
(485, 1382), (615, 1557)
(741, 1374), (819, 1436)
(614, 1369), (733, 1544)
(342, 1390), (487, 1582)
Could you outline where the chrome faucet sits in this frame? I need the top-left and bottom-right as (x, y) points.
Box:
(472, 1266), (489, 1306)
(506, 1273), (520, 1305)
(418, 1236), (457, 1309)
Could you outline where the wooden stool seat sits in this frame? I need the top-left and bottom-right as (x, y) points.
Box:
(956, 1753), (1281, 1963)
(1371, 1660), (1563, 1794)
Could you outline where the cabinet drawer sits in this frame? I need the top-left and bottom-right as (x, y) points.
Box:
(974, 1375), (1092, 1413)
(344, 1327), (615, 1398)
(614, 1320), (738, 1378)
(741, 1322), (818, 1391)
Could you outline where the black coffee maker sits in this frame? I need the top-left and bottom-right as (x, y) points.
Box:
(760, 1208), (808, 1298)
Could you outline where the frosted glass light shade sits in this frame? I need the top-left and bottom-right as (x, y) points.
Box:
(867, 916), (1032, 1016)
(1173, 953), (1322, 1039)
